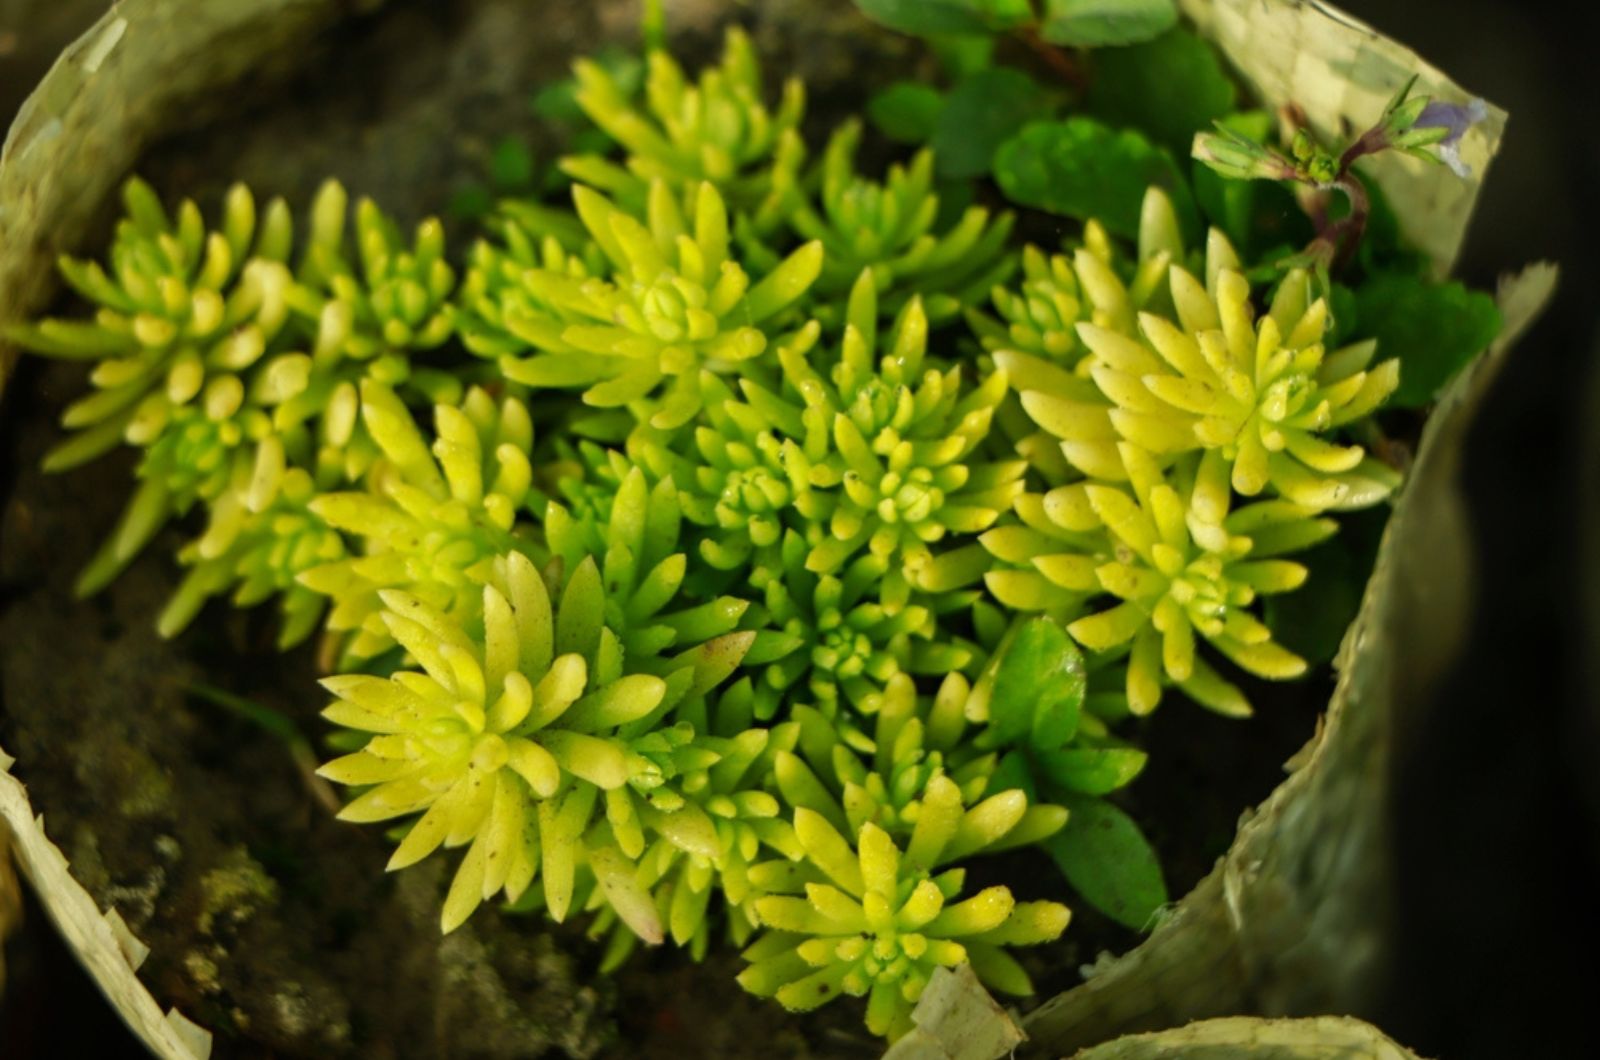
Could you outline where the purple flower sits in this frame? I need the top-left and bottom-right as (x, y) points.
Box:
(1414, 98), (1489, 178)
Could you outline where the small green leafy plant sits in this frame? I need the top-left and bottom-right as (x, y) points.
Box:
(13, 0), (1499, 1043)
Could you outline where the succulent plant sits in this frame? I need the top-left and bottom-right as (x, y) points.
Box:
(625, 368), (798, 574)
(300, 382), (539, 660)
(983, 464), (1327, 710)
(317, 551), (644, 934)
(775, 672), (1068, 851)
(493, 180), (823, 430)
(9, 179), (294, 470)
(759, 274), (1024, 604)
(580, 680), (804, 969)
(9, 177), (474, 609)
(14, 12), (1475, 1045)
(968, 188), (1186, 363)
(563, 26), (805, 228)
(732, 660), (1072, 1040)
(455, 203), (604, 361)
(264, 182), (464, 467)
(1079, 264), (1401, 509)
(159, 463), (346, 649)
(318, 534), (755, 934)
(737, 809), (1069, 1040)
(540, 460), (755, 681)
(741, 121), (1015, 323)
(9, 179), (297, 590)
(744, 532), (942, 725)
(292, 180), (458, 364)
(968, 245), (1088, 365)
(1072, 445), (1324, 716)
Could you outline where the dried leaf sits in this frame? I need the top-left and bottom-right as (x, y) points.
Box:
(1070, 1015), (1424, 1058)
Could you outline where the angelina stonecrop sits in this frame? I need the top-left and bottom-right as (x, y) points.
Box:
(563, 25), (805, 228)
(480, 179), (822, 430)
(10, 176), (462, 641)
(981, 188), (1400, 715)
(301, 382), (539, 661)
(16, 2), (1499, 1043)
(737, 119), (1018, 324)
(738, 812), (1068, 1040)
(317, 535), (757, 935)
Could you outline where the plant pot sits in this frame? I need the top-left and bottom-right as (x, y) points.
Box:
(0, 1), (1552, 1058)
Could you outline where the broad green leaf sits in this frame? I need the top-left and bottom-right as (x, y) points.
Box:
(1351, 274), (1503, 407)
(929, 32), (1000, 78)
(1084, 28), (1237, 154)
(1044, 793), (1167, 930)
(982, 616), (1085, 751)
(934, 177), (978, 230)
(868, 82), (948, 144)
(1326, 282), (1360, 347)
(489, 138), (536, 190)
(1356, 179), (1433, 280)
(855, 0), (1034, 36)
(995, 117), (1198, 240)
(1034, 747), (1147, 795)
(531, 80), (582, 124)
(932, 67), (1059, 179)
(448, 185), (494, 222)
(989, 750), (1039, 802)
(1040, 0), (1178, 48)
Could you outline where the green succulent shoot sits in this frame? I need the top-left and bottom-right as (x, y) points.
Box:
(9, 178), (293, 470)
(968, 244), (1087, 365)
(772, 273), (1025, 603)
(971, 188), (1188, 367)
(741, 120), (1015, 323)
(494, 180), (823, 430)
(269, 181), (463, 462)
(563, 25), (805, 228)
(628, 366), (978, 722)
(9, 176), (472, 607)
(540, 459), (755, 683)
(737, 809), (1069, 1041)
(972, 190), (1192, 485)
(981, 458), (1327, 716)
(488, 466), (787, 970)
(632, 368), (799, 574)
(318, 535), (754, 936)
(775, 672), (1068, 855)
(531, 460), (777, 904)
(300, 382), (538, 660)
(9, 178), (295, 592)
(743, 531), (954, 726)
(455, 203), (604, 362)
(1079, 265), (1401, 509)
(159, 459), (346, 650)
(989, 190), (1401, 511)
(1054, 444), (1325, 716)
(292, 180), (458, 360)
(583, 681), (804, 971)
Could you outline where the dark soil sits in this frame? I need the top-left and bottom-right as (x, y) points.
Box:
(0, 1), (1325, 1056)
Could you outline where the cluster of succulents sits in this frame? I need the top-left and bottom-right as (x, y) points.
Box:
(16, 8), (1495, 1043)
(976, 189), (1399, 715)
(13, 175), (464, 640)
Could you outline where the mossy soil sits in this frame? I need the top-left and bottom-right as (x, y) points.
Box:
(0, 1), (1323, 1054)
